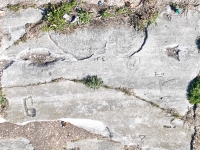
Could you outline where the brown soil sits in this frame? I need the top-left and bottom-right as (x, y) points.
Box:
(0, 121), (104, 150)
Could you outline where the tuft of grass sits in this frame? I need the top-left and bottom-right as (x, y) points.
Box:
(43, 0), (77, 31)
(77, 9), (92, 24)
(7, 3), (21, 12)
(116, 7), (131, 16)
(0, 90), (7, 109)
(116, 7), (124, 14)
(83, 75), (103, 89)
(136, 11), (158, 30)
(149, 101), (160, 108)
(196, 37), (200, 53)
(171, 113), (180, 118)
(146, 12), (158, 25)
(187, 76), (200, 104)
(135, 11), (158, 31)
(99, 9), (113, 19)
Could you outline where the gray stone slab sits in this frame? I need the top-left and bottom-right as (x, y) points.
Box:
(66, 139), (124, 150)
(2, 11), (200, 114)
(0, 138), (34, 150)
(0, 8), (43, 52)
(2, 80), (193, 149)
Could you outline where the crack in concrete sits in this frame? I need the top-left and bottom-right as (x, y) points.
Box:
(2, 77), (181, 117)
(129, 26), (148, 58)
(190, 104), (197, 150)
(190, 126), (197, 150)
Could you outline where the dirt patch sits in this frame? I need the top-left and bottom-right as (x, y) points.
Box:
(0, 121), (105, 150)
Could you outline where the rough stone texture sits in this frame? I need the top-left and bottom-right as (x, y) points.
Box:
(0, 8), (43, 52)
(2, 9), (200, 115)
(0, 121), (103, 150)
(2, 80), (193, 149)
(0, 138), (34, 150)
(192, 104), (200, 150)
(0, 2), (199, 150)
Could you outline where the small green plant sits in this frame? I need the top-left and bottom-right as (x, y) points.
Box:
(135, 11), (158, 31)
(196, 37), (200, 53)
(99, 9), (112, 18)
(0, 90), (6, 109)
(116, 7), (124, 14)
(7, 3), (21, 12)
(146, 12), (158, 25)
(187, 76), (200, 104)
(149, 101), (160, 108)
(171, 113), (180, 118)
(83, 75), (103, 89)
(43, 0), (77, 31)
(78, 9), (92, 24)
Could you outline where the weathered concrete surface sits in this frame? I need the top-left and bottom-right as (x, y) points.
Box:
(66, 139), (124, 150)
(0, 3), (199, 150)
(0, 0), (140, 9)
(0, 138), (34, 150)
(2, 80), (192, 149)
(0, 8), (43, 52)
(2, 9), (200, 115)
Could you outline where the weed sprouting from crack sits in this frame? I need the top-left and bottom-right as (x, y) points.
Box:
(83, 75), (103, 89)
(0, 89), (7, 112)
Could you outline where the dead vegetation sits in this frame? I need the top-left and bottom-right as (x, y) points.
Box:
(12, 0), (161, 45)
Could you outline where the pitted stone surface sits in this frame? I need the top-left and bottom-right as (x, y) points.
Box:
(0, 138), (34, 150)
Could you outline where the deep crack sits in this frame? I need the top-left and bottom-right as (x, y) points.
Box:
(190, 104), (197, 150)
(2, 77), (180, 117)
(129, 26), (148, 58)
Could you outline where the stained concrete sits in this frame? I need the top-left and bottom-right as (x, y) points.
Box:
(0, 2), (199, 150)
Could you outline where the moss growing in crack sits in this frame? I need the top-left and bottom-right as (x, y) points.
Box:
(149, 101), (160, 108)
(187, 76), (200, 104)
(116, 87), (132, 96)
(135, 11), (158, 30)
(171, 113), (180, 118)
(83, 75), (103, 89)
(116, 7), (131, 16)
(7, 3), (21, 12)
(14, 34), (27, 45)
(146, 12), (158, 25)
(116, 7), (125, 14)
(0, 90), (7, 109)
